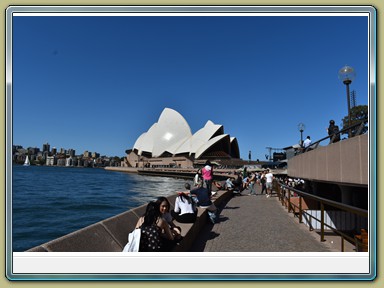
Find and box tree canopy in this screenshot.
[341,105,368,136]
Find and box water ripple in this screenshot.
[11,166,187,251]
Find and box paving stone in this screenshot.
[191,185,343,252]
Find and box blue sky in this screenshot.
[12,13,370,161]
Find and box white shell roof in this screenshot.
[133,108,192,157]
[195,134,230,159]
[132,108,239,159]
[175,120,223,156]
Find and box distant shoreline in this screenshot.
[104,166,139,173]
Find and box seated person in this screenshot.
[232,173,244,192]
[135,201,174,252]
[225,177,235,190]
[242,174,249,190]
[155,197,182,241]
[171,192,197,223]
[187,183,218,224]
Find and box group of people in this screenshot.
[124,178,218,252]
[224,169,274,198]
[303,119,341,150]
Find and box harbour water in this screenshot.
[11,165,187,252]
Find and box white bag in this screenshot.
[122,228,141,252]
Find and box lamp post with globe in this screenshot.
[338,65,356,138]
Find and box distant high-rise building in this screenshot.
[51,147,57,155]
[28,147,39,155]
[13,145,23,153]
[43,143,50,153]
[92,152,100,159]
[68,149,76,157]
[66,157,73,167]
[42,151,49,160]
[83,151,91,158]
[46,155,56,166]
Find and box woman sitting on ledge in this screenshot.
[135,201,174,252]
[171,192,197,223]
[156,197,182,241]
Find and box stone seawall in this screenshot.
[104,167,139,173]
[27,189,233,252]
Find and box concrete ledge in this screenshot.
[101,211,140,248]
[172,189,233,251]
[43,223,122,252]
[27,189,233,252]
[27,246,48,252]
[288,134,368,186]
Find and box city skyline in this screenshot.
[13,141,120,158]
[11,10,371,161]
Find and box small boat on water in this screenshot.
[23,156,30,166]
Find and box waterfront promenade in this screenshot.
[191,184,353,252]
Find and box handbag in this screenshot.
[122,228,141,252]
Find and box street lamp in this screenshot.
[338,65,356,138]
[298,123,305,147]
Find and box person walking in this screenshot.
[260,171,267,195]
[193,168,202,187]
[201,160,213,194]
[247,172,257,196]
[265,169,274,198]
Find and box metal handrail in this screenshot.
[275,182,368,252]
[303,118,368,152]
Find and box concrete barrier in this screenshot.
[27,189,232,252]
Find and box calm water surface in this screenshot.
[12,165,187,251]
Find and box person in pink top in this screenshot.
[201,160,213,193]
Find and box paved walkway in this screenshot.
[191,185,352,252]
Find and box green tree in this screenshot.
[341,105,368,136]
[113,156,121,162]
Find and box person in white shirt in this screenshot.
[193,168,202,187]
[303,136,312,149]
[264,169,274,198]
[171,192,197,223]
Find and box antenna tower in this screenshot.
[350,90,356,108]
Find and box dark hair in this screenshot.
[142,201,161,227]
[178,193,192,204]
[185,183,191,190]
[330,120,335,124]
[155,197,170,212]
[205,160,211,166]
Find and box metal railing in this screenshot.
[301,118,368,153]
[275,182,368,252]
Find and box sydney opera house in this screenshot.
[125,108,241,168]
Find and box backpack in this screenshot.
[333,125,340,141]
